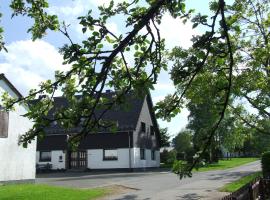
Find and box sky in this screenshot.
[0,0,212,139]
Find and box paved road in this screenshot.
[37,161,260,200]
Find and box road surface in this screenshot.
[37,160,260,200]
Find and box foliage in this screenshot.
[219,171,262,192]
[159,127,171,147]
[172,129,195,163]
[172,129,192,153]
[155,0,270,177]
[262,151,270,178]
[0,0,269,179]
[160,149,177,166]
[172,160,191,179]
[0,184,107,200]
[1,0,191,148]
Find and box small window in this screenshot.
[0,109,9,138]
[103,149,118,160]
[40,151,51,162]
[141,122,146,132]
[150,126,154,136]
[140,148,145,160]
[151,150,155,160]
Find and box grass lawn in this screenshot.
[0,184,108,200]
[219,171,262,192]
[194,157,259,172]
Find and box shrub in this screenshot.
[160,149,176,165]
[261,151,270,178]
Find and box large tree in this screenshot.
[1,0,269,178]
[155,0,269,177]
[173,130,192,153]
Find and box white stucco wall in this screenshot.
[132,97,160,168]
[131,148,160,168]
[87,148,131,169]
[0,80,36,182]
[36,150,66,170]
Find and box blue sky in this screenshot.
[0,0,212,138]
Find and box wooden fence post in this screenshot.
[259,178,265,200]
[249,184,254,200]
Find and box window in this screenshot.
[40,151,51,162]
[103,149,118,160]
[151,150,156,160]
[150,126,154,136]
[0,109,9,138]
[140,148,145,160]
[141,122,146,132]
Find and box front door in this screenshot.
[69,151,87,169]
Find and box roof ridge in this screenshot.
[0,74,23,98]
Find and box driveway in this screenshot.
[36,161,260,200]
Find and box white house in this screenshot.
[36,92,160,171]
[0,74,36,183]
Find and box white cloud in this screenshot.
[90,0,128,7]
[158,108,190,137]
[107,22,119,35]
[0,40,67,95]
[49,3,85,18]
[159,13,199,49]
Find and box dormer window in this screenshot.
[0,107,9,138]
[141,122,146,132]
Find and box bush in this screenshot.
[261,151,270,178]
[160,149,176,166]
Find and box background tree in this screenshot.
[172,129,194,162]
[156,0,269,178]
[159,127,171,147]
[172,130,192,153]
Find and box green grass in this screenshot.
[194,157,259,172]
[219,171,262,192]
[0,184,108,200]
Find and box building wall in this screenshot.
[131,148,160,168]
[132,97,160,167]
[36,147,160,170]
[0,81,36,183]
[133,97,159,149]
[36,150,66,170]
[87,148,130,169]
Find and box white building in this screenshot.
[0,74,36,183]
[36,92,160,170]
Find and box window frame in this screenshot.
[103,149,118,161]
[140,148,145,160]
[39,151,52,162]
[141,122,146,133]
[151,150,156,160]
[150,125,154,136]
[0,109,9,138]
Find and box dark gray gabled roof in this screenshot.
[43,92,145,134]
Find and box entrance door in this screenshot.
[69,151,87,169]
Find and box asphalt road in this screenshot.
[36,161,260,200]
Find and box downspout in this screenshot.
[128,131,132,171]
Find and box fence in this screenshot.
[221,177,270,200]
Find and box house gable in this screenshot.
[0,74,36,183]
[0,73,23,99]
[133,94,160,150]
